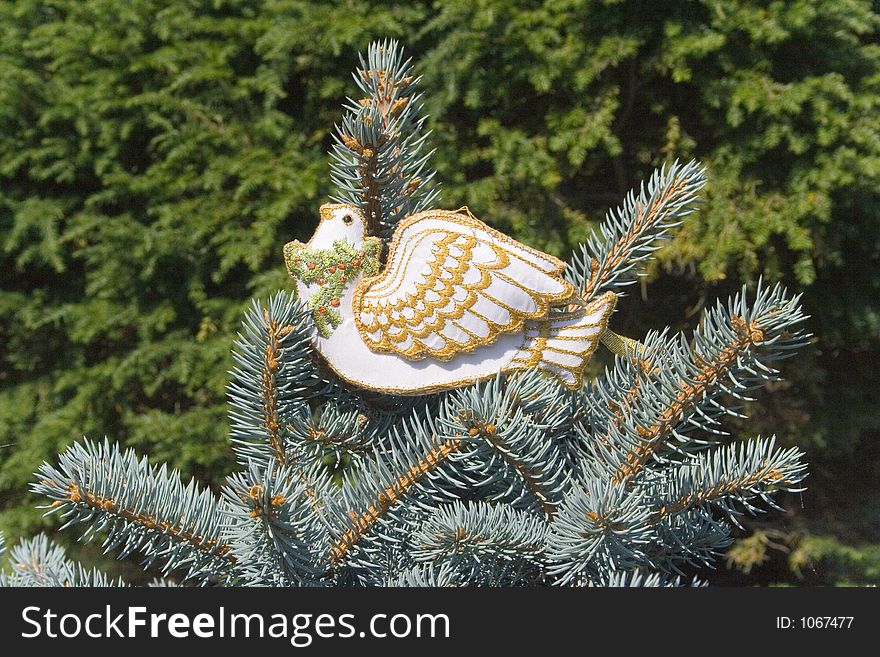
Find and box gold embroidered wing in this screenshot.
[352,209,576,361]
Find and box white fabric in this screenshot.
[293,205,616,394]
[354,212,574,361]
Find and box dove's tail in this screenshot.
[509,292,618,389]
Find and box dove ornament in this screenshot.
[284,203,617,395]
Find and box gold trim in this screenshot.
[509,292,617,390]
[352,209,576,361]
[284,204,618,394]
[314,343,528,396]
[317,292,618,395]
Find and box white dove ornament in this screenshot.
[284,204,617,395]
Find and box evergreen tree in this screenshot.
[2,41,809,587]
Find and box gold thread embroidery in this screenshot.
[316,292,618,395]
[508,292,617,390]
[285,204,618,394]
[352,209,576,361]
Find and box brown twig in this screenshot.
[582,177,689,300]
[647,465,788,524]
[261,307,292,466]
[328,438,463,566]
[64,483,234,560]
[467,420,556,518]
[345,62,414,237]
[609,316,766,486]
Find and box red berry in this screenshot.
[352,259,361,267]
[317,306,326,314]
[317,278,326,286]
[307,262,316,270]
[340,276,346,283]
[338,263,346,271]
[293,257,300,263]
[328,266,337,273]
[330,299,340,307]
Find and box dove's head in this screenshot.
[284,203,382,337]
[307,203,367,250]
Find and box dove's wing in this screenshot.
[352,209,576,361]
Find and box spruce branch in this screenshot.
[648,437,808,528]
[384,562,458,587]
[31,439,234,583]
[286,397,394,466]
[546,484,732,584]
[579,281,809,485]
[219,461,331,586]
[148,578,181,587]
[568,159,706,301]
[326,419,466,579]
[0,534,124,587]
[438,373,571,518]
[546,436,806,583]
[325,375,574,581]
[412,501,547,585]
[590,570,705,587]
[329,39,439,239]
[228,291,334,470]
[546,479,655,585]
[646,509,734,574]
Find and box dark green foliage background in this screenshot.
[1,0,877,584]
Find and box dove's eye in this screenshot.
[342,215,354,226]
